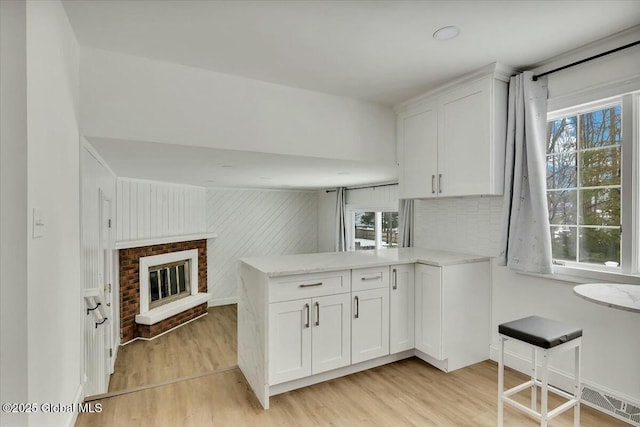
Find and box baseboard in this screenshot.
[65,383,84,427]
[208,297,237,307]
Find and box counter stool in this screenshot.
[497,316,582,427]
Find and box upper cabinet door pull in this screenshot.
[299,282,323,288]
[438,174,443,193]
[431,175,436,194]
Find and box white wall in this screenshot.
[26,1,82,426]
[411,41,640,402]
[206,189,318,305]
[80,47,396,164]
[0,1,28,426]
[115,178,206,243]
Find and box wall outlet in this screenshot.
[32,208,45,238]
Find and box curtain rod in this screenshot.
[532,40,640,81]
[325,182,398,193]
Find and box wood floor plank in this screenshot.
[78,358,627,427]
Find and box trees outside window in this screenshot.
[546,104,622,266]
[354,211,398,250]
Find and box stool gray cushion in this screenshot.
[499,315,582,349]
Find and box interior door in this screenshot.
[100,190,114,386]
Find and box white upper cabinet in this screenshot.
[396,63,511,199]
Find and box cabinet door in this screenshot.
[438,77,492,197]
[399,106,438,199]
[414,264,442,359]
[352,288,390,364]
[269,299,312,385]
[311,293,351,375]
[389,264,415,354]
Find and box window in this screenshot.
[546,93,640,276]
[353,210,398,250]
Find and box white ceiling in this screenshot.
[88,137,398,190]
[64,1,640,189]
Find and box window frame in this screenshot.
[346,205,398,251]
[546,92,639,277]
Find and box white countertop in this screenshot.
[573,283,640,313]
[240,248,490,277]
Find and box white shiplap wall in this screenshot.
[206,189,318,305]
[413,195,503,256]
[116,178,206,242]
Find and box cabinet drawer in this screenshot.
[269,270,351,303]
[351,267,389,292]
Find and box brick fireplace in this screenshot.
[119,239,208,342]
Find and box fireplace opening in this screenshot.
[149,260,191,309]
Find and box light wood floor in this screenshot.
[81,358,627,426]
[108,305,237,393]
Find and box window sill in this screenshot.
[135,292,211,325]
[517,265,640,285]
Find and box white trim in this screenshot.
[65,383,84,427]
[125,312,208,342]
[115,232,217,249]
[135,293,211,325]
[139,249,199,314]
[208,297,237,307]
[516,266,640,285]
[82,140,117,178]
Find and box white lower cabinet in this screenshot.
[389,264,415,354]
[414,261,491,372]
[351,287,389,364]
[269,292,351,385]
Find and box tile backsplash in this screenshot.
[414,196,503,257]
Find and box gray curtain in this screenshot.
[335,187,347,252]
[498,71,553,274]
[398,199,414,248]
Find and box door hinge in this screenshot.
[109,348,113,358]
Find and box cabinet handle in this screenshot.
[392,268,397,290]
[354,296,359,319]
[431,175,436,194]
[438,174,442,194]
[360,275,381,281]
[304,303,310,328]
[315,302,320,326]
[299,282,323,288]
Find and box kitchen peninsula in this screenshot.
[238,248,491,409]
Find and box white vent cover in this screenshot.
[581,384,640,426]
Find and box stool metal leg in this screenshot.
[498,336,505,427]
[531,346,537,412]
[574,344,581,427]
[541,351,549,427]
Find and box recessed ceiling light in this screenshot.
[259,176,272,180]
[221,165,234,169]
[433,26,460,41]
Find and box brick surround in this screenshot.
[119,239,207,343]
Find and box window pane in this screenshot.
[579,105,621,149]
[354,211,375,251]
[579,228,620,265]
[580,188,620,226]
[150,271,160,302]
[382,212,398,248]
[160,269,169,299]
[169,267,178,295]
[580,147,621,187]
[547,153,576,189]
[178,264,187,293]
[547,116,577,154]
[550,226,577,262]
[547,190,577,225]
